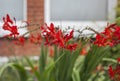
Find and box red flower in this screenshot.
[41,23,77,50]
[3,14,13,24]
[52,30,64,47]
[41,23,64,47]
[94,23,120,47]
[2,14,19,38]
[44,37,50,45]
[65,43,77,51]
[80,47,87,55]
[94,34,105,47]
[108,65,120,80]
[108,58,120,80]
[14,36,25,45]
[64,30,74,42]
[47,23,55,34]
[108,66,115,79]
[29,34,41,44]
[114,27,120,40]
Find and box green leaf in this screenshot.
[39,43,48,74]
[80,45,110,81]
[0,63,28,81]
[25,57,41,81]
[40,60,56,81]
[12,63,28,81]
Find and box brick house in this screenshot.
[0,0,118,56]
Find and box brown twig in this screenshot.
[85,26,99,34]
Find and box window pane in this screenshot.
[0,0,24,20]
[50,0,108,21]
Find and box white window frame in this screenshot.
[23,0,27,21]
[44,0,117,33]
[0,0,28,37]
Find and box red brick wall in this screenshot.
[0,39,41,56]
[0,0,44,56]
[27,0,44,25]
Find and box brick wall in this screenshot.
[0,0,44,56]
[27,0,44,24]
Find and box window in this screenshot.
[0,0,28,37]
[45,0,117,33]
[0,0,27,20]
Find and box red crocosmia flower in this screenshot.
[6,14,13,24]
[29,34,41,44]
[3,22,11,30]
[14,36,25,45]
[2,25,19,38]
[41,23,50,35]
[94,34,106,47]
[50,36,64,48]
[29,35,37,43]
[108,61,120,80]
[94,23,120,47]
[17,36,25,45]
[2,14,19,38]
[45,28,64,48]
[4,14,13,24]
[9,26,19,38]
[53,30,64,47]
[80,47,87,56]
[64,30,74,42]
[103,27,113,39]
[65,43,77,51]
[114,27,120,40]
[108,66,115,79]
[44,37,50,45]
[41,23,76,50]
[47,23,55,34]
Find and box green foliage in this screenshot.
[0,40,119,81]
[80,45,110,81]
[0,63,28,81]
[115,17,120,25]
